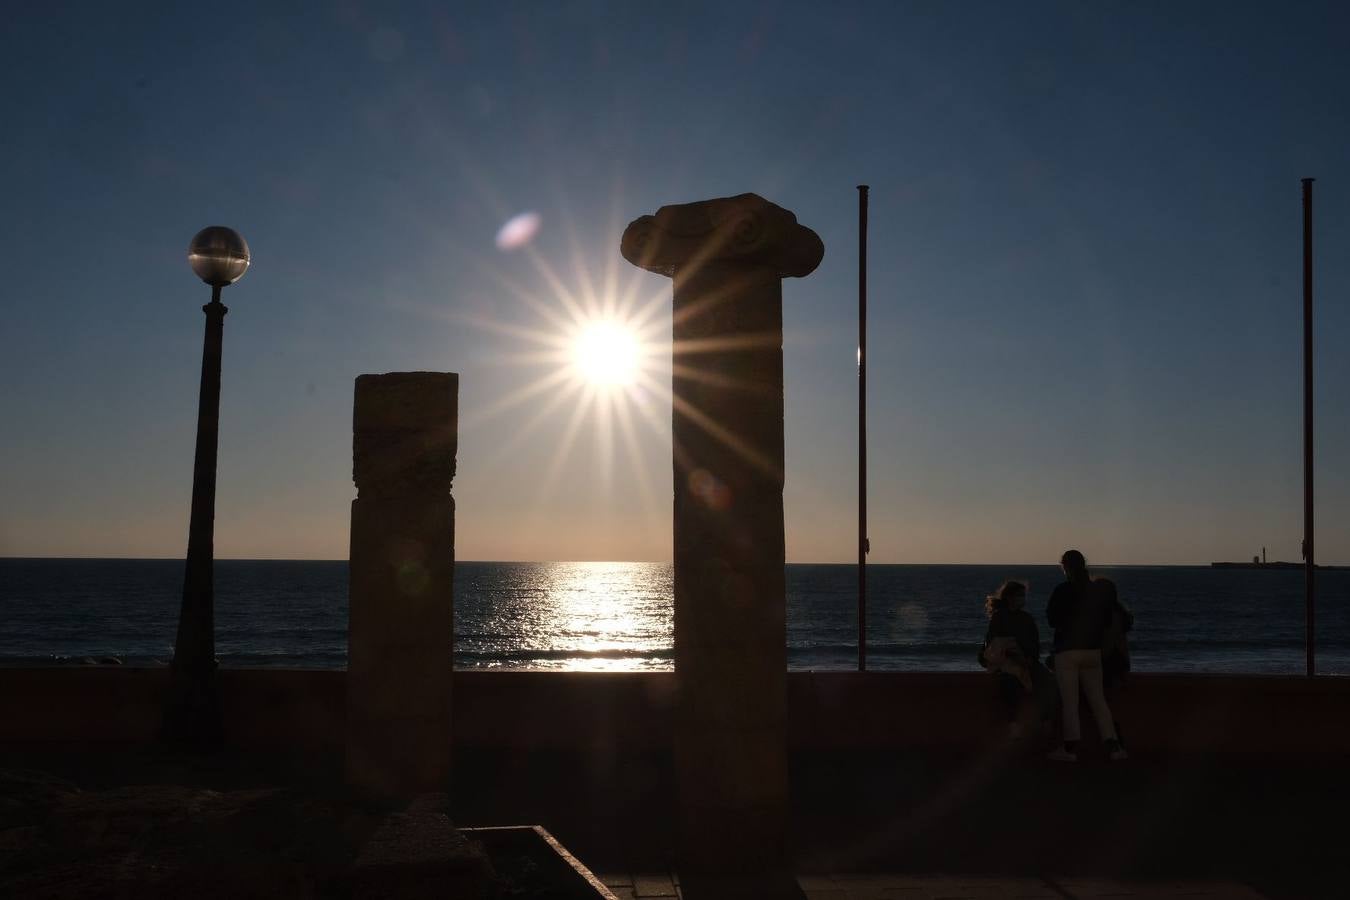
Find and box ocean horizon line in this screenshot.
[0,556,1277,568]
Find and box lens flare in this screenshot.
[496,211,542,250]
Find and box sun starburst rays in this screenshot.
[451,235,675,548]
[313,101,796,558]
[448,210,801,559]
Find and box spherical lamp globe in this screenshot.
[188,226,251,287]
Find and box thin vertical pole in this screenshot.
[165,283,227,744]
[857,185,869,672]
[1302,177,1315,677]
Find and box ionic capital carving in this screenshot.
[621,193,823,279]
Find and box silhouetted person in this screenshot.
[979,580,1057,738]
[1046,550,1127,762]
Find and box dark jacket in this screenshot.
[1046,578,1111,653]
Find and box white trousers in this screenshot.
[1054,648,1118,743]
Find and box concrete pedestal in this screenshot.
[621,195,823,873]
[347,372,458,803]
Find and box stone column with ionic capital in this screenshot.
[621,194,823,873]
[347,372,457,803]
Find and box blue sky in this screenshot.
[1,1,1347,564]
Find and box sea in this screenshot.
[1,559,1347,675]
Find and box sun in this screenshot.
[572,320,641,388]
[442,213,679,530]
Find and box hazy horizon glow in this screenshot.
[1,2,1349,566]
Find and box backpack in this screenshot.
[1102,599,1133,676]
[980,636,1032,690]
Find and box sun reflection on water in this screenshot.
[454,561,674,671]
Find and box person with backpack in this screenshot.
[1045,550,1127,762]
[978,580,1057,738]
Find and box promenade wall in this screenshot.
[2,668,1347,757]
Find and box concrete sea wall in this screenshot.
[2,668,1347,757]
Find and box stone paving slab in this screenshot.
[601,872,1271,900]
[600,871,680,898]
[1050,879,1270,899]
[797,875,1270,900]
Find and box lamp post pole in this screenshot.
[163,226,250,746]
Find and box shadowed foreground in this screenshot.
[454,746,1346,899]
[3,741,1345,899]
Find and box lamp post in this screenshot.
[162,226,250,746]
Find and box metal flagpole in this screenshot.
[857,185,869,672]
[1302,177,1315,678]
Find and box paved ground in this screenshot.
[596,871,1272,899]
[7,744,1339,899]
[451,745,1346,900]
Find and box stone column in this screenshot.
[621,195,823,873]
[347,372,458,803]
